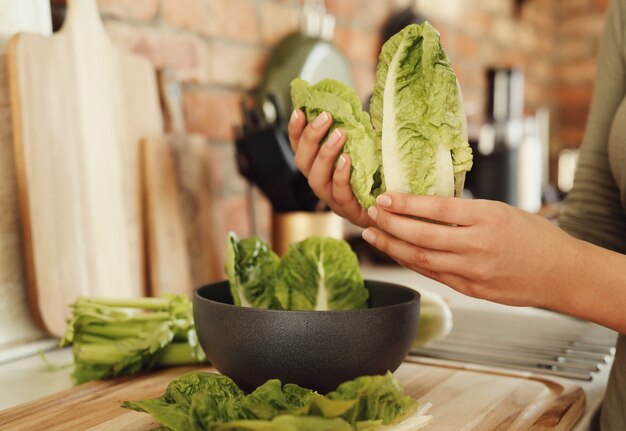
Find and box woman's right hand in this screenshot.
[288,109,373,228]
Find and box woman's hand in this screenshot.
[288,109,373,228]
[361,192,585,310]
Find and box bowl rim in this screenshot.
[193,279,420,315]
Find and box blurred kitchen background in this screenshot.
[0,0,610,355]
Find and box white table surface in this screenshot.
[0,265,613,431]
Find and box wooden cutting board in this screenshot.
[142,69,224,296]
[0,358,585,431]
[142,134,225,296]
[8,0,163,336]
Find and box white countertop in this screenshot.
[0,265,613,431]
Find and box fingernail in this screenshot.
[362,229,376,243]
[368,206,378,221]
[377,194,392,207]
[290,110,299,124]
[337,154,347,170]
[312,112,330,129]
[327,129,342,148]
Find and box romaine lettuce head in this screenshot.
[276,236,368,311]
[291,78,384,208]
[226,232,282,309]
[370,22,472,197]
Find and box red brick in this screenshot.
[357,0,394,30]
[105,21,209,83]
[561,107,590,125]
[553,0,592,17]
[326,0,358,19]
[596,0,610,12]
[518,26,537,53]
[206,142,228,191]
[558,86,593,106]
[556,39,595,61]
[259,2,300,45]
[490,17,516,48]
[209,42,266,89]
[558,58,598,85]
[525,83,554,110]
[97,0,158,21]
[162,0,260,43]
[332,26,379,65]
[461,12,492,37]
[458,35,479,58]
[526,59,553,85]
[560,125,586,147]
[183,90,242,141]
[558,13,606,36]
[219,195,251,238]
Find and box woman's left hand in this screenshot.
[362,192,585,310]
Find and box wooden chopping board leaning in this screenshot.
[8,0,163,337]
[141,69,225,297]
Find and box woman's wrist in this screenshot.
[550,237,626,334]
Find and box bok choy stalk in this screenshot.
[60,295,206,384]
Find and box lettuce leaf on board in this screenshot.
[327,372,418,426]
[291,78,383,208]
[225,232,282,309]
[275,236,368,311]
[370,22,472,197]
[214,415,353,431]
[123,371,423,431]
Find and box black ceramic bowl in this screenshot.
[193,280,420,393]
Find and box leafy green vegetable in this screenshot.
[276,237,368,311]
[226,232,282,309]
[291,78,383,208]
[327,372,418,426]
[291,22,472,205]
[123,371,425,431]
[214,415,353,431]
[370,22,471,197]
[60,295,206,384]
[242,380,316,419]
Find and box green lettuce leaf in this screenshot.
[327,372,418,426]
[276,237,368,311]
[124,371,423,431]
[214,415,353,431]
[225,232,282,309]
[291,78,383,208]
[122,399,193,431]
[241,380,316,419]
[370,22,472,197]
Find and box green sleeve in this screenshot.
[559,0,626,254]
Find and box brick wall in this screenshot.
[94,0,609,239]
[554,0,609,152]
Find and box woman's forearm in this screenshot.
[556,239,626,334]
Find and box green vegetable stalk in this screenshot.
[60,295,206,384]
